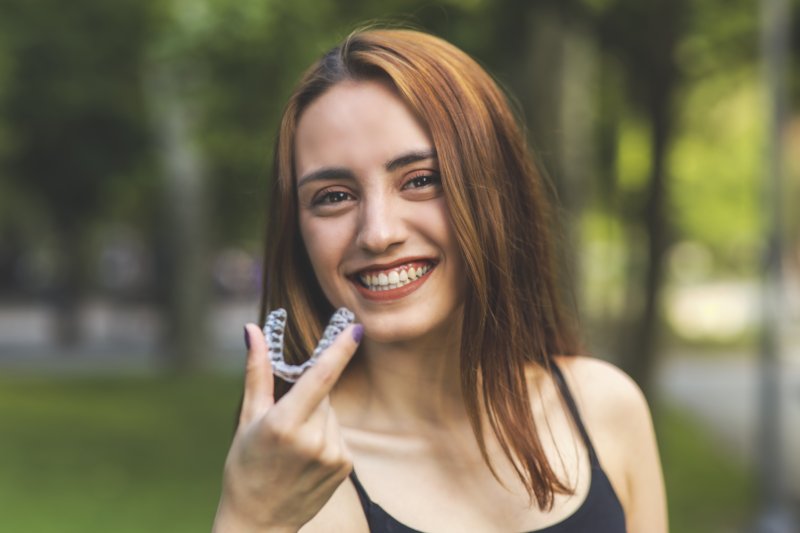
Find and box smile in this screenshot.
[354,260,436,292]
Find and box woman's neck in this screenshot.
[334,318,468,432]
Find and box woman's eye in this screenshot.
[403,173,441,190]
[313,190,353,206]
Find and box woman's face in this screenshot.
[294,79,465,344]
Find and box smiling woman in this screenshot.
[295,79,464,344]
[213,27,667,533]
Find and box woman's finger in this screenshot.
[280,323,363,422]
[239,323,275,424]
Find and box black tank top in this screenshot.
[348,363,627,532]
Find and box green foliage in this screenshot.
[670,77,763,272]
[616,115,652,191]
[0,0,157,228]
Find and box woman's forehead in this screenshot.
[293,80,433,180]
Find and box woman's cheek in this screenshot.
[303,220,349,284]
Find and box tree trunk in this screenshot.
[623,94,671,396]
[620,0,683,398]
[52,223,84,348]
[147,63,210,374]
[556,19,598,333]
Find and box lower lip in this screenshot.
[351,266,435,302]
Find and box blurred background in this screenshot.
[0,0,797,531]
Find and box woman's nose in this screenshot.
[355,197,407,254]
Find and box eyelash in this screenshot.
[311,189,353,206]
[310,172,441,207]
[403,172,441,190]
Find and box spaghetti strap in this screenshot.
[349,469,427,533]
[349,469,372,513]
[550,362,600,466]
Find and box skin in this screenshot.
[213,80,667,533]
[295,79,466,353]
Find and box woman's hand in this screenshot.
[213,321,363,533]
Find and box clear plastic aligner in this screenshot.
[263,307,355,383]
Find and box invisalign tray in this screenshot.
[263,307,355,382]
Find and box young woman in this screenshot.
[214,28,667,533]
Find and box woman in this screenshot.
[214,28,667,532]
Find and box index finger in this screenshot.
[278,323,363,421]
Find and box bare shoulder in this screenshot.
[552,355,652,462]
[553,355,668,533]
[553,355,649,427]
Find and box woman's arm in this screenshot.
[614,368,668,533]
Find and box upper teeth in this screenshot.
[359,264,431,290]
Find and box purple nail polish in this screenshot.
[243,326,251,350]
[351,324,364,343]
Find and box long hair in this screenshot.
[260,28,581,509]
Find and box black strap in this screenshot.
[550,362,599,466]
[348,469,427,533]
[349,469,373,513]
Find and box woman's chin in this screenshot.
[361,326,422,345]
[359,315,461,348]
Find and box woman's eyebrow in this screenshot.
[297,149,437,189]
[297,167,355,189]
[385,149,437,171]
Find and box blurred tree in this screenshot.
[478,0,766,396]
[593,0,689,395]
[145,62,211,373]
[461,0,687,394]
[0,0,156,345]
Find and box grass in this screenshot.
[0,373,242,533]
[0,373,756,532]
[656,405,757,533]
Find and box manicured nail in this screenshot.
[351,324,364,343]
[243,326,251,350]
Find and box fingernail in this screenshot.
[243,326,251,349]
[351,324,364,343]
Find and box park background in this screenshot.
[0,0,798,531]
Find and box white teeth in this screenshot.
[358,263,434,291]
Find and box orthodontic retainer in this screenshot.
[263,307,355,382]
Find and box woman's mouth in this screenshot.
[350,260,436,300]
[357,261,434,291]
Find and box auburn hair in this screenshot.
[259,27,581,509]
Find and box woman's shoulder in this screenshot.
[551,355,655,469]
[551,356,666,529]
[552,355,650,429]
